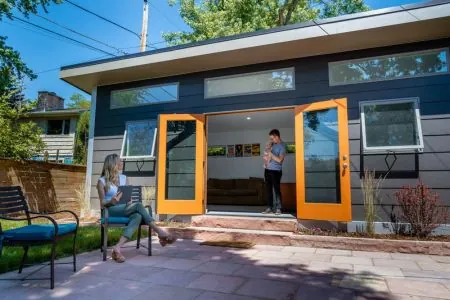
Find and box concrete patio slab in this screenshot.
[1,238,450,299]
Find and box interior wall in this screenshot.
[207,127,295,183]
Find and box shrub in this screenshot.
[361,169,384,235]
[395,182,448,237]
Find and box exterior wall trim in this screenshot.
[85,87,97,217]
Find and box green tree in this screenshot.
[0,91,45,159]
[67,93,91,109]
[164,0,369,45]
[73,111,89,165]
[0,1,61,95]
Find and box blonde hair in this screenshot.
[101,154,120,192]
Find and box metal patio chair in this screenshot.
[100,185,152,261]
[0,186,79,289]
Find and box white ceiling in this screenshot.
[208,109,294,133]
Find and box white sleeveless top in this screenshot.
[98,174,126,203]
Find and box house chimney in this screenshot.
[37,91,65,111]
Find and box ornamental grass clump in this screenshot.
[395,182,449,238]
[361,169,384,236]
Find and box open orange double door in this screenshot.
[156,99,352,222]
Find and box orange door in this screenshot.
[295,98,351,221]
[156,114,206,215]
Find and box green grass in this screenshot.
[0,220,147,274]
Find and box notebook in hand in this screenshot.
[117,185,137,204]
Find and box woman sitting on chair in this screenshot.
[97,154,176,263]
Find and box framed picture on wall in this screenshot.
[227,145,235,157]
[285,142,295,154]
[252,143,261,156]
[235,144,243,157]
[208,145,226,157]
[244,144,252,157]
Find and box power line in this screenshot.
[36,55,112,74]
[36,14,128,55]
[12,16,117,57]
[148,2,184,31]
[65,0,141,39]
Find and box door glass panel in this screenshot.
[303,108,341,204]
[165,120,196,200]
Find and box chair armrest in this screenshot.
[29,210,79,227]
[0,215,59,236]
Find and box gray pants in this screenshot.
[108,202,153,239]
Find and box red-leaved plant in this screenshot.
[395,182,449,237]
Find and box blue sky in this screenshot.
[1,0,425,103]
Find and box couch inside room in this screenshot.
[207,178,266,206]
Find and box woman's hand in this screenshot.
[110,191,123,205]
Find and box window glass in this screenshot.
[47,120,63,134]
[111,83,178,109]
[329,49,449,86]
[205,68,295,99]
[361,99,423,152]
[121,120,157,159]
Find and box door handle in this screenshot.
[342,163,349,169]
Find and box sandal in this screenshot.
[159,235,177,247]
[112,249,126,263]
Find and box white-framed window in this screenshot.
[205,67,295,99]
[120,120,157,161]
[360,98,424,153]
[329,48,449,86]
[111,83,179,109]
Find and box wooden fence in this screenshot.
[0,159,86,215]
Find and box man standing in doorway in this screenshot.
[263,129,286,215]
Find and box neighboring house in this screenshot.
[60,1,450,232]
[26,91,88,164]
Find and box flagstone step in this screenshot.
[191,215,298,232]
[165,226,450,255]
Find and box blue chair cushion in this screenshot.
[101,217,130,224]
[2,223,77,241]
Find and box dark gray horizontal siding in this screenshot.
[91,38,450,221]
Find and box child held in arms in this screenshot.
[263,140,273,168]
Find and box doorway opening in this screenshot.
[206,108,296,217]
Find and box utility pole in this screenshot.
[140,0,149,52]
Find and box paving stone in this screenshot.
[418,261,450,272]
[254,257,296,268]
[402,269,450,280]
[430,255,450,264]
[234,265,297,281]
[337,275,389,292]
[187,274,246,293]
[391,294,443,300]
[390,253,434,262]
[373,259,420,270]
[307,261,354,272]
[316,248,352,256]
[254,250,294,258]
[141,269,203,287]
[133,284,202,300]
[292,253,332,262]
[295,283,355,300]
[387,278,450,298]
[236,278,298,300]
[354,265,404,277]
[126,255,171,267]
[196,291,261,300]
[192,261,243,275]
[332,256,373,266]
[152,258,205,270]
[253,245,285,251]
[352,251,392,259]
[282,246,316,253]
[192,252,233,262]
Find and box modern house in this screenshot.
[60,1,450,231]
[26,91,88,164]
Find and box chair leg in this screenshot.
[148,227,152,256]
[137,225,141,249]
[100,226,104,252]
[50,240,57,289]
[18,246,29,274]
[103,225,108,261]
[72,230,77,272]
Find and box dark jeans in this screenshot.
[265,169,282,211]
